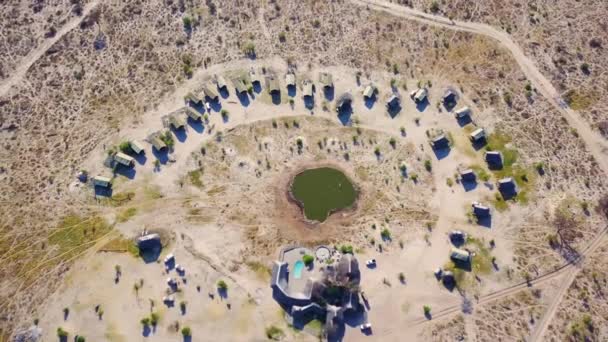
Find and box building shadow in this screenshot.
[472,138,487,151]
[133,153,147,165]
[140,245,161,263]
[189,101,206,113]
[462,180,478,192]
[304,96,314,109]
[152,147,169,165]
[432,146,451,160]
[416,100,429,112]
[209,99,222,112]
[94,186,113,198]
[114,164,136,180]
[324,87,334,101]
[337,106,353,126]
[188,118,204,133]
[252,82,262,93]
[287,85,296,97]
[219,87,229,99]
[171,127,187,143]
[364,96,376,109]
[388,105,402,118]
[271,92,281,105]
[237,92,250,107]
[477,215,492,228]
[456,115,472,127]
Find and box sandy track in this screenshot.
[0,0,101,98]
[351,0,608,177]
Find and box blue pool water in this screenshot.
[293,260,304,279]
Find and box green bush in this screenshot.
[217,280,228,290]
[141,317,151,326]
[181,326,192,337]
[340,245,354,254]
[424,160,432,172]
[76,336,86,342]
[302,254,314,266]
[381,228,391,239]
[423,305,431,315]
[57,327,68,337]
[265,325,285,340]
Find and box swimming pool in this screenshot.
[293,260,304,279]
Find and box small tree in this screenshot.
[423,305,431,316]
[302,254,314,266]
[181,326,192,337]
[76,336,86,342]
[217,280,228,291]
[180,301,187,312]
[389,137,396,148]
[118,141,132,154]
[381,228,391,240]
[339,245,354,254]
[220,109,229,121]
[57,327,68,338]
[150,312,159,326]
[141,317,151,326]
[424,160,432,172]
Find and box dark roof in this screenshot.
[472,203,491,217]
[460,169,476,181]
[336,93,353,109]
[386,94,400,108]
[485,151,503,165]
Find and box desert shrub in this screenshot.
[217,280,228,290]
[302,254,314,266]
[181,326,192,337]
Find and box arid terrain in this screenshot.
[1,0,607,341]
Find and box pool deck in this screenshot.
[281,246,321,295]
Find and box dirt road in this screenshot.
[0,0,101,98]
[351,0,608,177]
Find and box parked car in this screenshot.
[360,323,372,331]
[365,259,377,267]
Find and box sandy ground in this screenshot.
[31,60,543,341]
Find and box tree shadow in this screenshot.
[364,96,376,109]
[237,92,250,107]
[114,164,136,180]
[432,146,451,160]
[142,325,151,337]
[171,127,187,143]
[183,336,192,342]
[324,87,334,101]
[58,336,68,342]
[187,118,204,134]
[218,287,228,299]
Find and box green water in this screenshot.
[291,167,357,222]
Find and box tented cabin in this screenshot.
[114,152,135,167]
[363,85,376,99]
[302,81,314,98]
[285,73,296,88]
[431,134,450,149]
[455,106,471,118]
[485,151,503,167]
[459,169,476,182]
[472,202,491,217]
[469,128,486,142]
[266,76,280,94]
[169,114,186,130]
[319,72,333,89]
[450,248,471,264]
[184,107,202,121]
[412,88,428,103]
[130,140,145,154]
[150,136,166,151]
[249,69,261,86]
[202,84,219,101]
[185,92,202,104]
[233,77,248,95]
[216,76,228,91]
[93,176,112,188]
